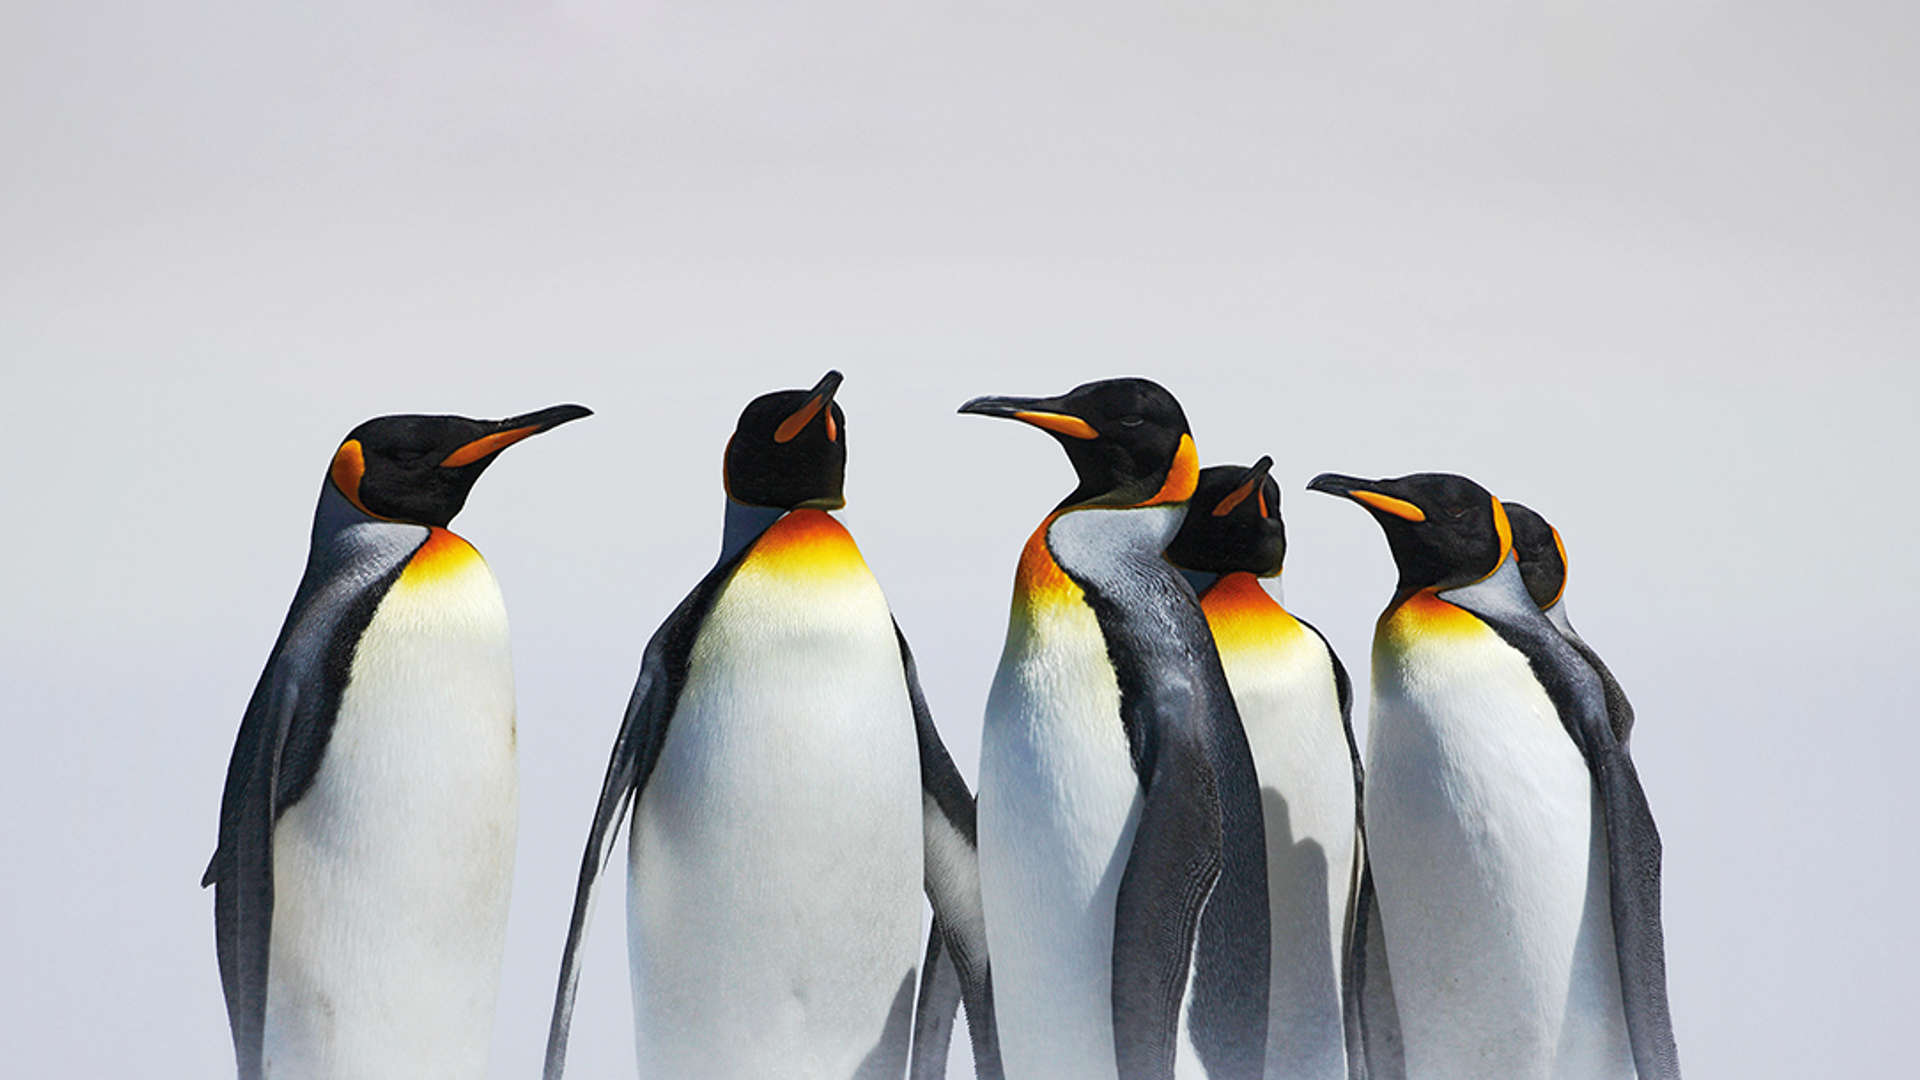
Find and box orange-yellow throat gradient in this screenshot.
[1198,572,1309,656]
[397,527,487,589]
[1377,588,1487,655]
[738,508,872,583]
[1011,514,1085,622]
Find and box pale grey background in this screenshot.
[3,2,1914,1077]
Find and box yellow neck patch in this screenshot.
[1012,513,1083,617]
[1379,589,1483,650]
[1199,572,1303,654]
[741,508,869,579]
[398,527,484,588]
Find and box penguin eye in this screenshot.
[1116,415,1144,428]
[1444,505,1471,520]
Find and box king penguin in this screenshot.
[203,403,591,1080]
[543,371,999,1080]
[1164,457,1364,1080]
[960,378,1269,1080]
[1308,472,1678,1080]
[1505,502,1636,750]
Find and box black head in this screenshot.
[1307,471,1513,593]
[1165,457,1286,576]
[958,377,1198,509]
[327,404,591,526]
[1503,501,1569,610]
[724,370,848,510]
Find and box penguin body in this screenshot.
[1312,473,1677,1080]
[266,523,519,1078]
[206,405,590,1080]
[1166,460,1360,1080]
[544,373,1000,1080]
[963,379,1269,1080]
[625,507,923,1078]
[1505,502,1636,750]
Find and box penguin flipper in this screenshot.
[208,675,298,1080]
[207,530,418,1080]
[1458,578,1680,1080]
[895,624,1003,1080]
[1593,746,1680,1079]
[1110,722,1224,1080]
[1348,862,1404,1080]
[910,920,962,1080]
[543,555,744,1080]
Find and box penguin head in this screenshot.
[958,377,1199,510]
[328,404,592,526]
[1165,457,1286,576]
[723,370,848,511]
[1503,501,1569,610]
[1307,471,1513,592]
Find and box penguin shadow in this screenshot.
[852,968,917,1080]
[1261,786,1345,1076]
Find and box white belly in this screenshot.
[266,548,518,1080]
[1221,639,1356,1080]
[979,599,1143,1080]
[626,556,923,1079]
[1366,609,1632,1080]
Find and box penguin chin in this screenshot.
[792,494,847,511]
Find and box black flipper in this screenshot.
[897,624,1003,1080]
[1453,570,1680,1080]
[911,920,963,1080]
[1111,720,1225,1080]
[542,551,747,1080]
[203,518,421,1080]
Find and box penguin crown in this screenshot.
[1502,501,1570,610]
[1308,471,1513,593]
[328,404,591,526]
[1166,457,1286,577]
[724,370,848,511]
[958,377,1199,510]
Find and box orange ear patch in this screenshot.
[329,440,379,517]
[441,425,540,468]
[1012,411,1099,440]
[1352,490,1426,522]
[1549,526,1570,607]
[1142,434,1200,506]
[1491,497,1514,567]
[775,395,828,443]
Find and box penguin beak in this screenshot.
[439,404,593,468]
[1307,472,1427,523]
[1212,455,1275,517]
[775,370,844,443]
[957,394,1099,440]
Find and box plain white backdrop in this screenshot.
[3,2,1914,1077]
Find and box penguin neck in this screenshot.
[720,499,789,563]
[1179,568,1219,596]
[1435,555,1536,621]
[310,481,388,548]
[1044,503,1187,589]
[1544,600,1581,641]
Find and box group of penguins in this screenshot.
[204,373,1679,1080]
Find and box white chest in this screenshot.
[1217,632,1356,1080]
[1366,608,1627,1080]
[979,598,1141,1080]
[626,532,923,1078]
[266,539,518,1080]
